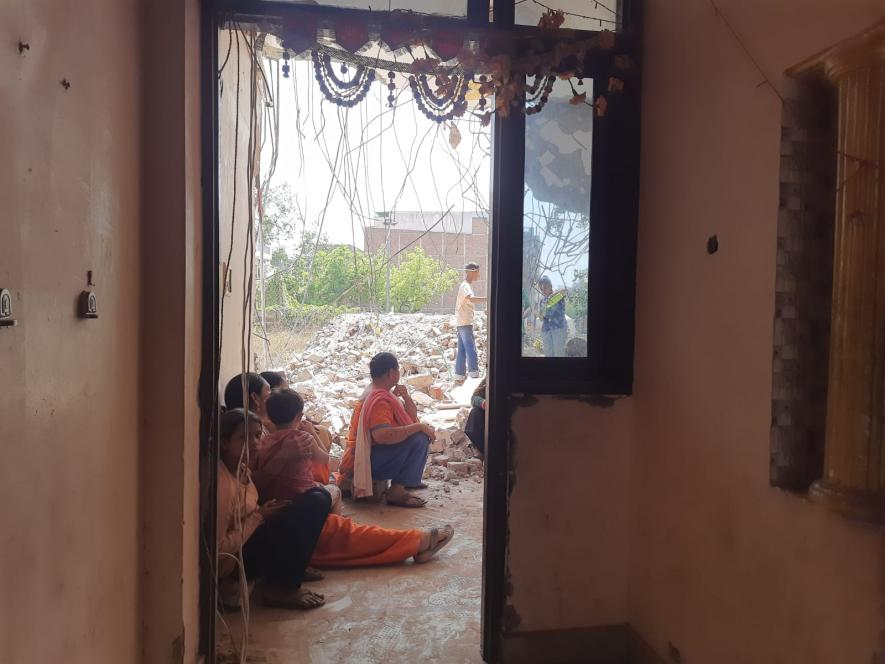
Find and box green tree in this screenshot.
[304,245,375,307]
[260,182,300,249]
[388,247,460,313]
[566,268,589,329]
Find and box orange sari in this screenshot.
[310,514,422,568]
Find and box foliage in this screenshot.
[262,240,455,314]
[303,245,380,308]
[264,302,357,328]
[259,182,300,249]
[257,183,460,313]
[566,268,588,325]
[387,247,460,313]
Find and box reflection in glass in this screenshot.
[521,79,592,358]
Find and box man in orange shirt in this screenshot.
[339,352,435,508]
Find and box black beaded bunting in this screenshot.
[311,50,375,108]
[387,71,397,107]
[408,74,470,124]
[525,75,556,115]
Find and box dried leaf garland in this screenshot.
[448,122,462,149]
[537,9,566,30]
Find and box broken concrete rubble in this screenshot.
[278,312,487,480]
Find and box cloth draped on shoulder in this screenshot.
[353,385,415,498]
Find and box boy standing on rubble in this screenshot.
[454,262,487,381]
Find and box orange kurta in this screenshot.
[310,514,422,568]
[339,396,399,477]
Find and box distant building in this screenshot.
[364,210,489,313]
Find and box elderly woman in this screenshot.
[217,409,329,609]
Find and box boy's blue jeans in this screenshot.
[455,325,479,376]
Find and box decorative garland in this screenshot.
[409,73,470,123]
[525,74,556,115]
[279,9,632,120]
[311,50,375,108]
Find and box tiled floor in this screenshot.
[218,477,484,664]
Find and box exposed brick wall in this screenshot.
[365,217,489,313]
[770,83,837,491]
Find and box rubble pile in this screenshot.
[283,312,487,480]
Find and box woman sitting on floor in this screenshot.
[254,388,454,569]
[260,370,289,392]
[224,372,333,485]
[216,409,329,610]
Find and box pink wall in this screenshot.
[0,2,142,662]
[218,29,261,385]
[1,1,202,662]
[508,398,635,631]
[140,0,203,661]
[630,1,884,662]
[508,2,885,661]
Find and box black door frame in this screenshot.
[198,2,641,661]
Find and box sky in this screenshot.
[260,58,492,250]
[257,51,591,292]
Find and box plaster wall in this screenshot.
[0,2,142,662]
[140,0,203,661]
[507,398,634,631]
[507,2,885,661]
[628,1,884,662]
[218,29,259,386]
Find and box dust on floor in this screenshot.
[217,476,485,664]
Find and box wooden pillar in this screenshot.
[789,22,885,523]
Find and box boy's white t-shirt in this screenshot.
[455,281,475,326]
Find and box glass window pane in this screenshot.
[271,0,468,17]
[521,78,592,358]
[516,0,620,31]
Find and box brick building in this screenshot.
[364,210,489,313]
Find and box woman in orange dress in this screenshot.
[255,388,454,568]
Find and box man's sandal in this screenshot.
[386,492,427,508]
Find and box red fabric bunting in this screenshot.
[282,15,318,56]
[334,20,370,53]
[430,30,462,61]
[380,24,414,52]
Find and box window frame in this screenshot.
[491,2,642,396]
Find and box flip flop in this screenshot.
[386,492,427,508]
[405,482,429,490]
[414,525,455,563]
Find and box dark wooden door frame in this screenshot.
[197,2,640,661]
[198,2,220,658]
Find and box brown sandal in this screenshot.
[386,492,427,508]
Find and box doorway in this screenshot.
[213,19,491,663]
[199,2,636,662]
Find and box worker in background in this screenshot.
[537,275,567,357]
[454,262,487,381]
